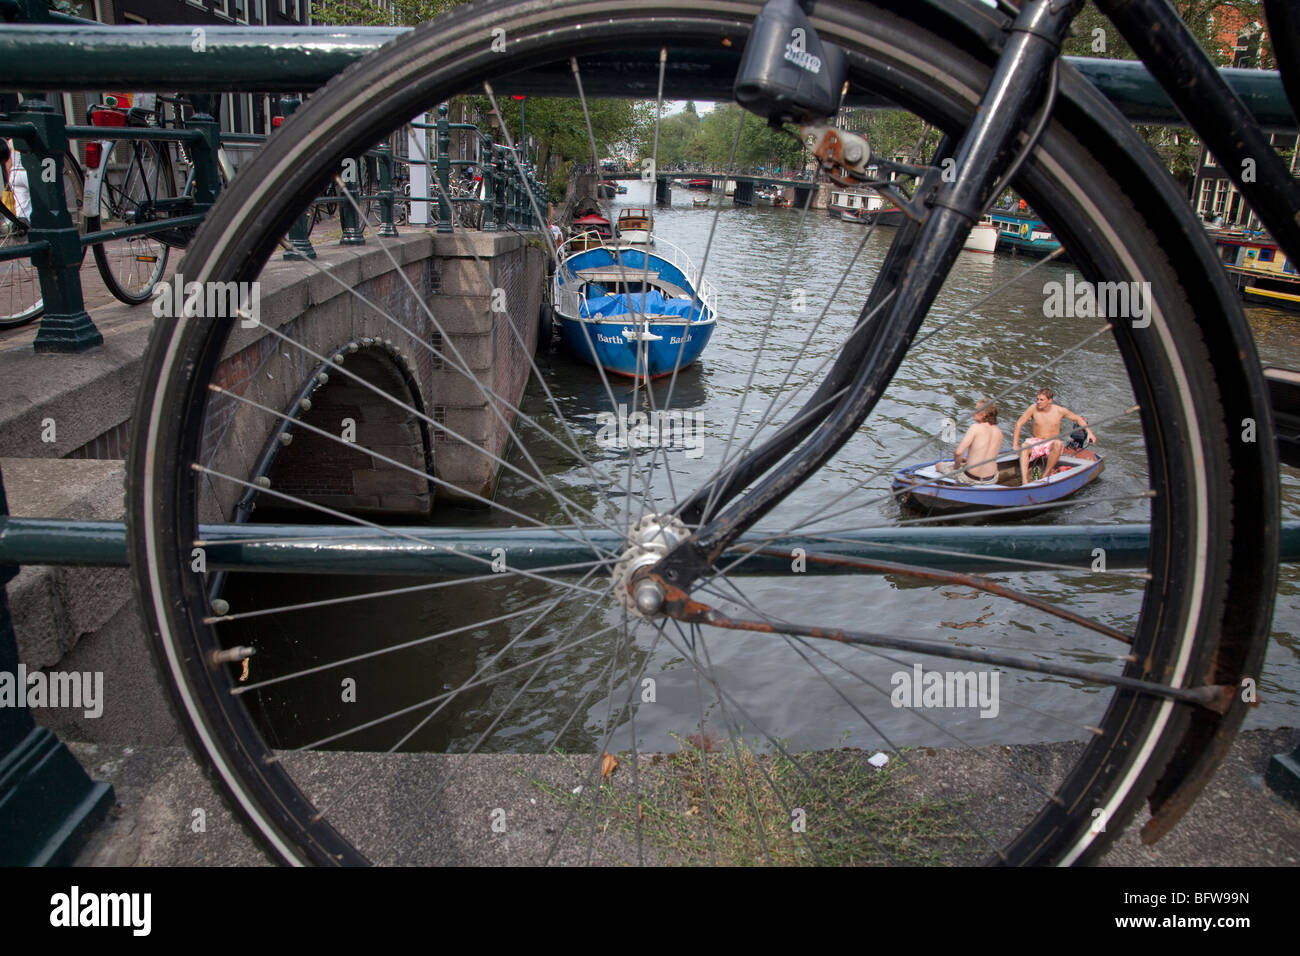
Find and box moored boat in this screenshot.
[686,178,713,191]
[1214,231,1300,312]
[962,222,999,254]
[691,195,710,207]
[828,188,901,225]
[891,450,1103,512]
[551,234,718,379]
[568,212,614,251]
[617,207,654,244]
[984,211,1062,257]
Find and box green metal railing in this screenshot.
[1,91,547,349]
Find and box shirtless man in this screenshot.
[1014,388,1096,484]
[938,399,1004,484]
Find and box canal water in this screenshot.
[226,179,1300,757]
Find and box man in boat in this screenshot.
[938,399,1003,484]
[1014,387,1096,484]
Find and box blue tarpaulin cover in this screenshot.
[579,289,708,322]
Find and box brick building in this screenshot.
[1190,8,1299,228]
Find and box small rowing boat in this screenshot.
[891,450,1103,512]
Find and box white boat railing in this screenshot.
[553,232,718,325]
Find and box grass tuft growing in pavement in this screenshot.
[534,736,981,865]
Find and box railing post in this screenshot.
[481,133,498,233]
[436,104,452,234]
[186,94,222,216]
[374,139,398,238]
[507,161,517,229]
[0,464,114,865]
[534,178,547,230]
[503,162,512,229]
[339,154,365,245]
[12,95,101,353]
[492,143,507,232]
[279,94,316,260]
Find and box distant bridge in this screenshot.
[597,169,820,207]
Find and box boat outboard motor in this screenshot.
[733,0,846,125]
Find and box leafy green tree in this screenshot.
[1061,1,1268,189]
[468,96,654,172]
[312,0,465,26]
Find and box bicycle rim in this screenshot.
[0,211,42,327]
[0,155,79,328]
[128,0,1275,866]
[91,139,172,305]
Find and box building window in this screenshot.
[1203,151,1216,167]
[1214,178,1230,215]
[123,11,147,23]
[1258,248,1274,262]
[233,0,248,21]
[214,0,229,16]
[1197,177,1215,217]
[277,0,287,14]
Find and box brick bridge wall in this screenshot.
[190,231,544,521]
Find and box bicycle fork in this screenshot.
[645,0,1085,599]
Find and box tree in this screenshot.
[468,96,654,173]
[312,0,465,26]
[1061,1,1268,190]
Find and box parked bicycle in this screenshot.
[78,93,184,305]
[120,0,1297,866]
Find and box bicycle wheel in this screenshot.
[128,0,1276,866]
[0,151,82,329]
[0,206,41,328]
[89,139,173,305]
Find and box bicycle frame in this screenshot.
[650,0,1300,593]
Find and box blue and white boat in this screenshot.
[891,451,1103,512]
[552,232,718,379]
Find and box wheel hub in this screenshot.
[611,514,689,617]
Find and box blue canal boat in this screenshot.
[891,451,1103,512]
[552,233,718,379]
[983,212,1062,257]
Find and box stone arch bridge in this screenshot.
[0,232,547,523]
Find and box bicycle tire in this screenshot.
[0,150,83,329]
[89,139,174,305]
[128,0,1276,866]
[0,205,41,328]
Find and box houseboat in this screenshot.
[828,188,902,226]
[1214,231,1300,312]
[984,211,1062,257]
